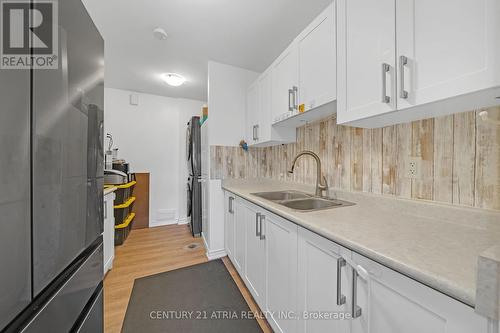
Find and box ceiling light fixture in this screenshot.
[162,73,186,87]
[153,27,168,40]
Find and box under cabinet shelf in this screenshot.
[272,100,337,128]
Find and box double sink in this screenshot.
[251,190,355,212]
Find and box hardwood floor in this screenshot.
[104,224,271,333]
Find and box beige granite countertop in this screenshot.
[222,179,500,311]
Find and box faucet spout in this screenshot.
[288,150,328,197]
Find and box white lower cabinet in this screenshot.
[350,253,493,333]
[223,192,496,333]
[103,191,115,275]
[243,202,266,306]
[264,213,298,333]
[223,193,235,261]
[297,227,350,333]
[233,198,245,275]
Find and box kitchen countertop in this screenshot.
[222,179,500,315]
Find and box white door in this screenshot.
[298,2,336,112]
[350,253,492,333]
[243,203,266,306]
[246,82,260,145]
[233,199,245,275]
[297,228,350,333]
[396,0,500,110]
[223,193,235,260]
[264,214,298,333]
[272,45,299,119]
[336,0,396,124]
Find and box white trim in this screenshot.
[104,255,114,275]
[202,232,209,249]
[149,219,177,228]
[202,232,227,260]
[206,248,227,261]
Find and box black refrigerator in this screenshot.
[187,116,202,237]
[0,0,104,331]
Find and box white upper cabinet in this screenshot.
[246,82,260,144]
[336,0,397,124]
[245,2,337,146]
[258,71,273,143]
[298,3,337,113]
[396,0,499,109]
[272,45,299,118]
[337,0,500,128]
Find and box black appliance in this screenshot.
[0,0,105,331]
[186,116,202,237]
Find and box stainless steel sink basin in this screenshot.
[252,190,312,201]
[281,197,354,211]
[251,190,355,212]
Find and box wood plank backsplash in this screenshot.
[210,107,500,210]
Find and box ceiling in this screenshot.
[82,0,332,102]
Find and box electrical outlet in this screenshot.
[408,158,420,179]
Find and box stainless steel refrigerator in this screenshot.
[0,0,104,331]
[186,116,202,237]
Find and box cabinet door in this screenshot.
[233,199,246,275]
[244,204,266,306]
[336,0,396,124]
[246,82,260,145]
[396,0,500,110]
[224,193,235,260]
[297,228,350,333]
[350,253,492,333]
[258,71,272,143]
[272,45,299,119]
[298,3,336,112]
[264,214,298,333]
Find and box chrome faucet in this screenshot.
[288,151,328,197]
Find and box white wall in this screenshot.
[104,88,204,227]
[207,61,259,146]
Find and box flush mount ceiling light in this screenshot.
[153,27,168,40]
[162,73,186,87]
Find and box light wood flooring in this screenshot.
[104,224,272,332]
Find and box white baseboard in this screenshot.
[202,232,209,249]
[206,248,227,261]
[104,255,114,275]
[149,219,177,228]
[201,232,226,260]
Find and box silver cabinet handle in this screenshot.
[104,200,107,220]
[352,269,362,319]
[255,124,259,141]
[399,55,409,99]
[336,258,346,305]
[382,63,391,103]
[255,212,261,237]
[259,215,266,240]
[252,125,256,141]
[293,86,298,110]
[228,197,234,214]
[288,89,294,111]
